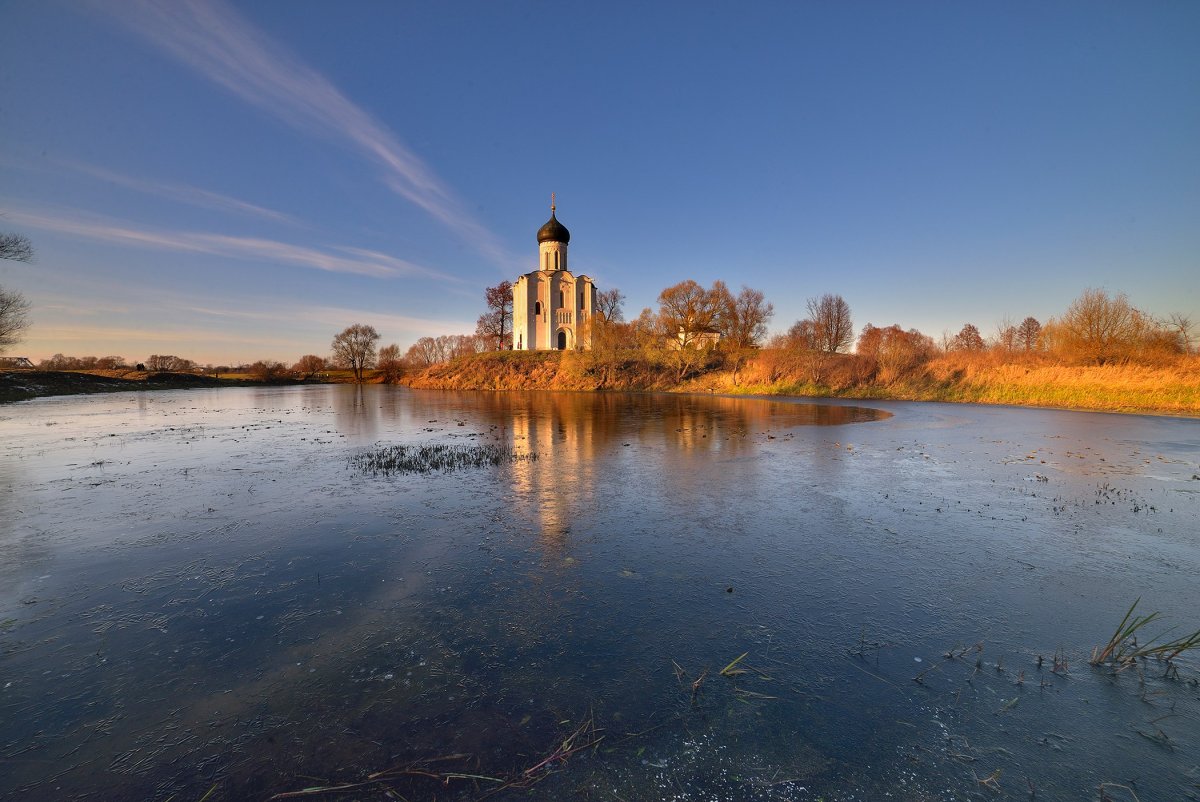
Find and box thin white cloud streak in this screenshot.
[180,302,472,338]
[56,159,300,226]
[30,323,292,347]
[101,0,512,265]
[36,301,133,317]
[26,300,475,362]
[7,207,456,281]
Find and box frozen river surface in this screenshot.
[2,386,1198,800]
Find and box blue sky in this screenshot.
[1,0,1197,364]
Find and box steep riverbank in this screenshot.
[405,350,1200,417]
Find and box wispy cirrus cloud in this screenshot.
[57,159,299,226]
[99,0,511,266]
[7,207,456,281]
[29,322,293,347]
[179,302,473,338]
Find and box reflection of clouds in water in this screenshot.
[0,457,14,530]
[0,460,55,607]
[0,386,898,797]
[10,387,1198,801]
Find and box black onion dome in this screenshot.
[536,211,570,244]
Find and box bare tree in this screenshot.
[595,288,626,323]
[405,336,446,367]
[0,225,34,352]
[0,286,31,354]
[858,323,936,383]
[293,354,326,379]
[377,343,404,382]
[1167,312,1194,354]
[583,288,629,352]
[1017,317,1042,352]
[146,354,194,371]
[331,324,380,382]
[994,316,1017,352]
[39,354,68,369]
[0,232,33,263]
[951,323,986,352]
[249,360,289,382]
[475,280,513,350]
[657,280,725,349]
[403,334,484,367]
[1057,288,1140,365]
[719,285,774,349]
[96,355,126,370]
[448,333,487,358]
[630,307,659,350]
[785,319,818,349]
[806,294,853,353]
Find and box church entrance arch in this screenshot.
[557,329,568,350]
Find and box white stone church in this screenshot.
[512,199,598,351]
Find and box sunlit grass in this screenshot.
[401,350,1200,416]
[917,358,1200,415]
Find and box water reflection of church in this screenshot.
[507,395,608,550]
[499,394,775,551]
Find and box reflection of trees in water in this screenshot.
[330,385,423,438]
[331,385,378,438]
[326,389,886,553]
[467,393,886,551]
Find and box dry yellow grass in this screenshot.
[914,356,1200,415]
[403,350,1200,417]
[404,351,684,392]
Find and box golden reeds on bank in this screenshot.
[402,349,1200,417]
[7,350,1196,416]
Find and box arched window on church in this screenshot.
[580,292,584,307]
[535,300,542,316]
[559,290,565,307]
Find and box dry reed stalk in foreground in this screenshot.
[1090,598,1200,669]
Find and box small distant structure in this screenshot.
[668,327,721,350]
[0,356,34,369]
[512,195,599,351]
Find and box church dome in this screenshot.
[536,210,570,244]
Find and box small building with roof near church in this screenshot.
[512,198,598,351]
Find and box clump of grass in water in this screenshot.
[349,443,537,476]
[1090,598,1200,670]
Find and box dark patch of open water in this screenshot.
[1,387,1198,800]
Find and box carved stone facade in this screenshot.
[512,203,597,351]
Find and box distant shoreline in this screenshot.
[0,370,257,404]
